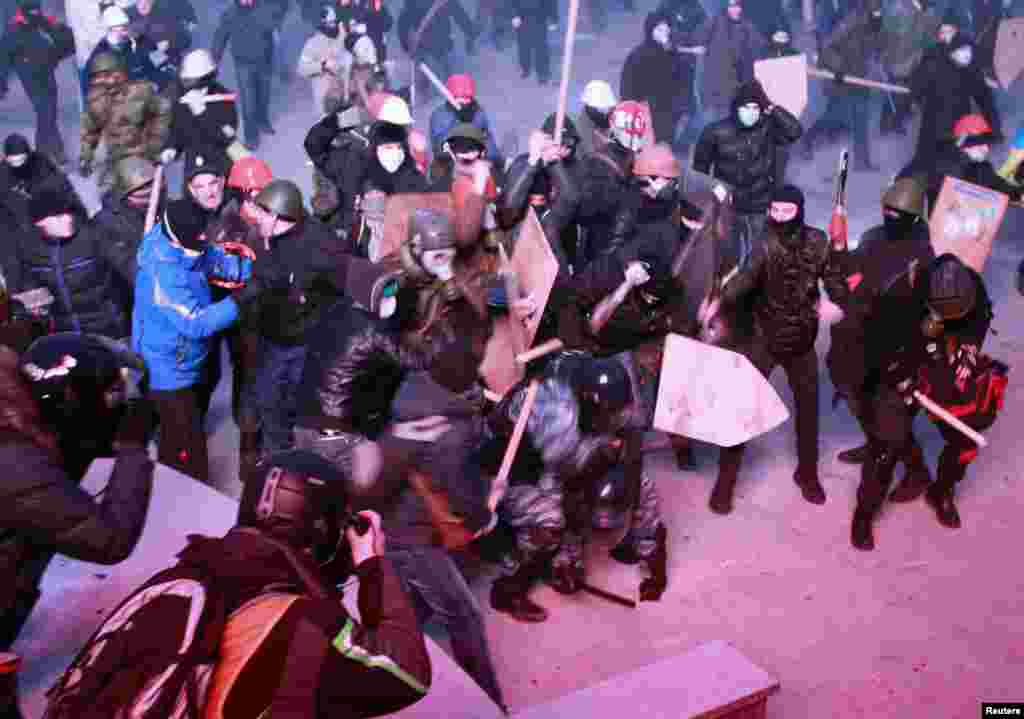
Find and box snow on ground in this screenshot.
[4,0,1024,716]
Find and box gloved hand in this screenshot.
[160,148,177,165]
[78,158,93,179]
[202,244,254,287]
[833,70,846,84]
[113,398,158,450]
[624,261,651,288]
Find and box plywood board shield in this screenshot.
[995,17,1024,90]
[653,334,790,447]
[754,53,809,118]
[381,192,455,263]
[928,176,1009,273]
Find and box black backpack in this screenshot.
[43,560,227,719]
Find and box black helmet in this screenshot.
[19,333,147,436]
[926,253,977,321]
[576,357,633,433]
[237,450,357,565]
[542,112,580,149]
[445,123,487,154]
[255,179,306,222]
[90,51,126,76]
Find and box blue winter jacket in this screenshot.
[131,223,239,392]
[428,102,500,160]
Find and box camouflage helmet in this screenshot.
[882,177,925,217]
[113,156,157,197]
[445,123,487,149]
[90,52,126,76]
[254,180,306,222]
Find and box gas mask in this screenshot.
[377,146,405,173]
[652,22,670,49]
[950,46,973,67]
[964,145,990,163]
[737,103,761,128]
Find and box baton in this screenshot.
[913,391,988,448]
[418,62,459,108]
[581,581,637,609]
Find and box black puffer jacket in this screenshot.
[575,141,635,261]
[0,153,86,231]
[7,216,135,339]
[295,296,412,435]
[692,85,802,213]
[621,12,695,142]
[722,223,849,357]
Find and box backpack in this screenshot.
[43,562,228,719]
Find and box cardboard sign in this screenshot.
[380,192,455,263]
[929,176,1009,272]
[653,334,789,447]
[995,17,1024,90]
[479,208,560,395]
[754,53,809,118]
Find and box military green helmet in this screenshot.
[255,179,306,221]
[114,156,157,197]
[882,177,926,217]
[445,123,487,149]
[90,52,126,76]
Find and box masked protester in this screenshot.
[703,185,849,514]
[0,133,85,231]
[0,333,155,670]
[0,1,76,166]
[304,101,374,226]
[575,80,617,157]
[78,51,172,189]
[850,254,1005,550]
[83,6,169,93]
[428,74,501,162]
[877,0,939,137]
[161,50,241,170]
[693,80,802,267]
[921,114,1022,208]
[298,5,351,115]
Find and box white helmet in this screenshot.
[377,95,413,126]
[102,6,131,28]
[180,49,217,81]
[581,80,617,112]
[352,35,378,65]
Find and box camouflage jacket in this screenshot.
[80,80,171,166]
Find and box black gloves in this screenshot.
[231,277,264,309]
[114,399,158,450]
[833,70,846,85]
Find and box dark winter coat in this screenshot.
[6,217,135,339]
[163,78,240,164]
[92,192,150,315]
[397,0,476,57]
[84,35,169,91]
[0,346,153,648]
[693,105,803,214]
[575,142,635,260]
[129,0,196,71]
[621,14,694,143]
[212,2,278,66]
[818,7,885,96]
[721,224,849,358]
[247,217,351,346]
[0,9,74,97]
[694,12,765,110]
[909,43,1000,162]
[0,153,85,230]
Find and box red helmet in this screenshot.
[609,100,650,152]
[953,114,992,138]
[228,157,273,193]
[446,74,475,101]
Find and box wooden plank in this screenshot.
[754,53,809,118]
[928,176,1009,272]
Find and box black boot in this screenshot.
[794,466,826,504]
[851,508,876,550]
[851,447,897,551]
[925,485,961,529]
[838,443,871,464]
[710,446,742,514]
[671,436,696,471]
[547,563,585,595]
[609,528,642,564]
[888,441,932,503]
[0,654,25,719]
[490,572,548,623]
[639,525,668,601]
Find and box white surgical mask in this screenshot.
[378,295,397,318]
[951,46,973,66]
[6,154,28,168]
[377,146,405,173]
[965,145,990,162]
[652,23,670,48]
[737,106,761,127]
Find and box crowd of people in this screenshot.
[0,0,1021,716]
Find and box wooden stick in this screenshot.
[552,0,581,145]
[144,165,163,235]
[516,338,564,365]
[418,62,459,108]
[808,66,910,94]
[582,581,637,609]
[488,380,539,513]
[913,391,989,448]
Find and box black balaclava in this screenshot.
[767,184,804,243]
[541,112,580,163]
[585,104,611,130]
[164,195,215,252]
[883,207,918,238]
[3,133,34,179]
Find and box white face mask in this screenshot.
[727,4,742,20]
[737,104,760,127]
[421,248,456,282]
[378,295,397,319]
[965,145,990,162]
[6,154,28,168]
[377,146,405,173]
[652,23,670,48]
[951,46,973,66]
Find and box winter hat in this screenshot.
[3,133,31,158]
[163,197,210,252]
[733,80,769,110]
[184,152,230,185]
[372,121,409,146]
[446,74,475,101]
[29,187,76,224]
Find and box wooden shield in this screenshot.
[380,192,454,263]
[754,53,809,118]
[653,334,789,447]
[995,18,1024,90]
[928,176,1009,272]
[479,208,559,395]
